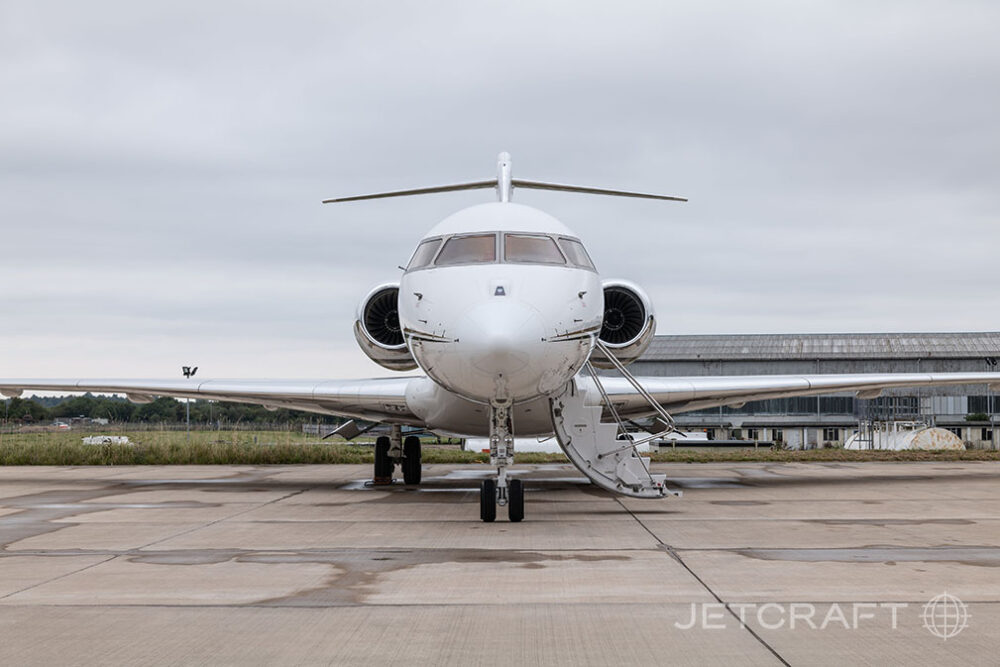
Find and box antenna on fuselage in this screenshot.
[321,153,687,204]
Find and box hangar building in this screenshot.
[631,332,1000,449]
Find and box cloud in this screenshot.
[2,1,999,378]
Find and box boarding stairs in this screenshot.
[550,377,679,499]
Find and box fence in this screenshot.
[1,421,310,435]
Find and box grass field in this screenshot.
[0,429,999,466]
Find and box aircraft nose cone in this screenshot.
[463,301,541,371]
[457,300,546,398]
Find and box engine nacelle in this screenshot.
[590,279,656,369]
[354,283,418,371]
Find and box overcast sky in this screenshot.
[2,1,999,380]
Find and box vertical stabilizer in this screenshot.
[497,152,512,202]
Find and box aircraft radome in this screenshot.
[6,153,1000,522]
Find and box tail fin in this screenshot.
[322,153,686,204]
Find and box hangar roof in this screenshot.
[643,333,1000,361]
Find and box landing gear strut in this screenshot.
[479,401,524,522]
[372,425,422,486]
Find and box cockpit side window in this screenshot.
[504,234,566,265]
[557,237,596,270]
[407,238,442,270]
[434,233,497,266]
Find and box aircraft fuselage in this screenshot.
[399,202,603,407]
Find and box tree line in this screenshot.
[2,394,330,425]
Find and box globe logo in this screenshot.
[921,593,970,640]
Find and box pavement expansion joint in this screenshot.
[615,496,792,666]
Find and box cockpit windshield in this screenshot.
[434,233,497,266]
[557,237,596,270]
[407,238,442,270]
[405,232,596,271]
[504,234,566,264]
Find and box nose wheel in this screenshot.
[480,479,496,522]
[479,477,524,522]
[508,478,524,522]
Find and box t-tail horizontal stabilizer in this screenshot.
[323,153,687,204]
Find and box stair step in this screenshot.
[550,379,677,499]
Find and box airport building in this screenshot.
[632,332,1000,449]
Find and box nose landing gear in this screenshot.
[479,401,525,522]
[479,477,523,522]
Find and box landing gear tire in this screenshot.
[373,436,393,484]
[402,436,422,485]
[480,479,496,522]
[508,478,524,522]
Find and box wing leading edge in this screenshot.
[591,372,1000,418]
[6,372,1000,431]
[0,378,422,425]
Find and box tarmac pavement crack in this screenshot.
[0,553,118,602]
[615,497,791,667]
[133,485,312,552]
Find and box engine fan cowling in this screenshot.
[354,283,418,371]
[590,280,655,369]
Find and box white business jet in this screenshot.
[4,152,1000,522]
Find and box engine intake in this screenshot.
[590,280,655,368]
[355,283,418,371]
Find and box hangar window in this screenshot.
[823,427,840,442]
[982,428,993,441]
[407,238,443,270]
[435,234,497,266]
[504,234,566,264]
[557,238,596,270]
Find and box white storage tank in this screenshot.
[844,423,964,451]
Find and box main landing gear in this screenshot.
[479,401,524,522]
[373,425,422,486]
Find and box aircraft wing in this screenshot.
[0,378,422,425]
[7,372,1000,430]
[596,372,1000,418]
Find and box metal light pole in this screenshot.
[182,366,198,441]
